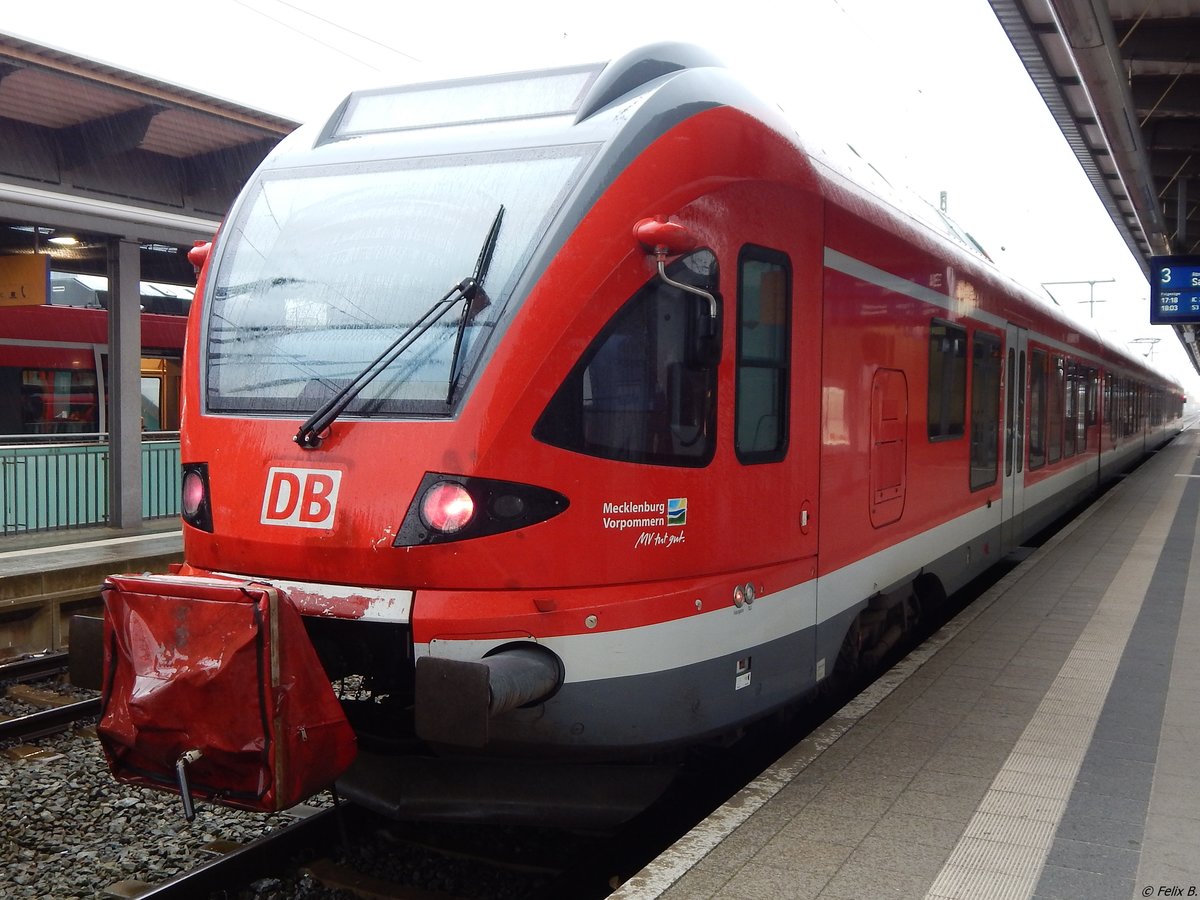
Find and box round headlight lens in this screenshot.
[420,482,475,533]
[182,470,206,519]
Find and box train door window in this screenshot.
[1070,360,1080,458]
[140,357,168,432]
[1017,350,1026,473]
[534,250,718,466]
[970,331,1002,490]
[1085,368,1098,428]
[928,320,966,440]
[1005,347,1015,478]
[140,377,163,431]
[1084,367,1094,451]
[1116,377,1126,438]
[1047,355,1064,464]
[1105,372,1114,442]
[735,246,790,463]
[1029,349,1047,469]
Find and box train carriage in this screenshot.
[0,305,185,437]
[96,43,1183,825]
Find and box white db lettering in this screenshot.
[261,467,342,529]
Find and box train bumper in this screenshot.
[415,645,564,748]
[97,573,356,814]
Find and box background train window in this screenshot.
[533,250,718,467]
[1029,349,1047,469]
[140,376,163,431]
[1047,355,1064,463]
[969,331,1002,490]
[735,246,790,463]
[927,320,966,440]
[12,369,99,434]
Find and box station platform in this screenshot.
[614,427,1200,900]
[0,523,182,653]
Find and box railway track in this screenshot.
[0,649,99,743]
[115,802,597,899]
[0,649,70,682]
[117,804,356,898]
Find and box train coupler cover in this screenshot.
[97,574,356,813]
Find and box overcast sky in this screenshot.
[6,0,1196,393]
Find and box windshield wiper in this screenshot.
[293,206,504,450]
[446,204,504,402]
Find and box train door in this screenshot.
[1001,324,1028,551]
[727,236,822,696]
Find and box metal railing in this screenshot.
[0,434,180,533]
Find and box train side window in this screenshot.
[735,246,790,463]
[928,320,966,441]
[969,331,1002,490]
[533,250,718,467]
[1028,349,1047,469]
[17,368,99,434]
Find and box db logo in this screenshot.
[261,467,342,529]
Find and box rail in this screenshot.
[0,434,180,533]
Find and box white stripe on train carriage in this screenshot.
[417,499,1006,683]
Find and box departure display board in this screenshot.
[1150,255,1200,324]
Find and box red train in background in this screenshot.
[97,43,1184,825]
[0,303,184,436]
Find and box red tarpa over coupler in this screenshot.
[97,574,357,813]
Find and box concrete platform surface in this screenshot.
[614,429,1200,900]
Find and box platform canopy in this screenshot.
[0,32,296,284]
[989,0,1200,373]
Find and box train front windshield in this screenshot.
[205,145,592,417]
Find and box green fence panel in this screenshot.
[0,439,180,534]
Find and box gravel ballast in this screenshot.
[1,722,307,898]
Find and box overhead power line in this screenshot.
[233,0,421,71]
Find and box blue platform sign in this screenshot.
[1150,255,1200,324]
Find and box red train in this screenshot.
[97,43,1183,825]
[0,304,184,436]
